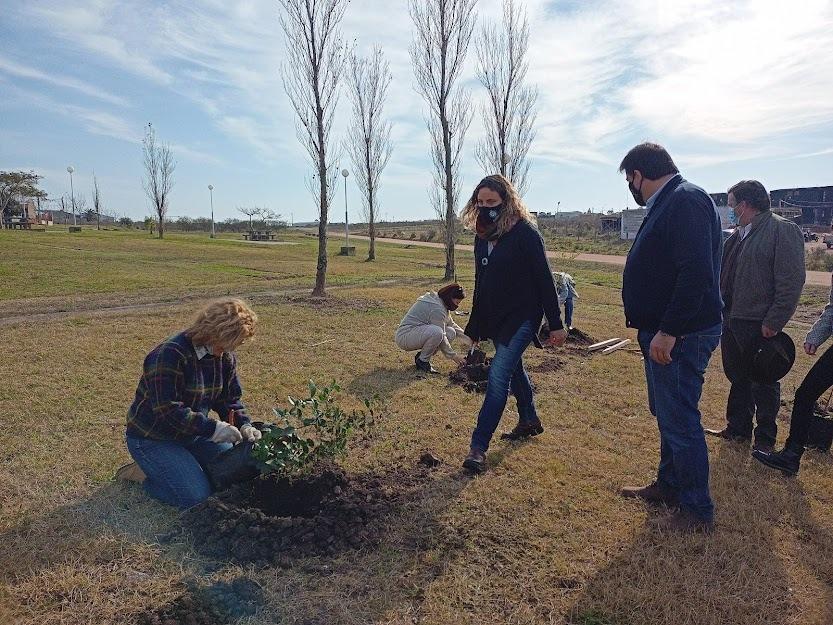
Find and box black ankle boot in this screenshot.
[752,443,803,476]
[414,352,438,374]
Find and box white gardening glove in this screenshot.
[209,420,242,444]
[239,423,262,442]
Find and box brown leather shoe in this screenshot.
[462,447,486,473]
[115,462,146,483]
[620,481,679,507]
[650,509,714,534]
[704,427,751,444]
[500,420,544,440]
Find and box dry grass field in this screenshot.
[1,228,832,625]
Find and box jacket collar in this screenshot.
[646,173,683,214]
[749,209,772,231]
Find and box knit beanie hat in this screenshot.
[438,283,465,309]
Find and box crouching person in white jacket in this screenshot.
[395,283,472,373]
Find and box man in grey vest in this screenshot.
[706,180,805,452]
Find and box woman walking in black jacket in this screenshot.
[461,175,567,472]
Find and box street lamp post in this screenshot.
[342,169,349,249]
[67,166,76,226]
[208,184,215,238]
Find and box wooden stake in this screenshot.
[587,338,622,352]
[601,338,631,354]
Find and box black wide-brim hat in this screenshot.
[749,332,796,384]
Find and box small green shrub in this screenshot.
[251,380,380,476]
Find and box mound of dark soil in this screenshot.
[449,348,490,393]
[529,356,565,373]
[182,462,429,566]
[567,327,595,345]
[538,324,595,347]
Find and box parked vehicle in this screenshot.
[802,228,819,243]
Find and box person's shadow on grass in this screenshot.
[566,439,833,625]
[348,365,423,400]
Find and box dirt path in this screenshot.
[0,278,418,328]
[341,233,831,285]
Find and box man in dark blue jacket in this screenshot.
[618,143,723,533]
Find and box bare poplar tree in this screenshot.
[142,124,175,239]
[279,0,347,296]
[410,0,477,280]
[92,173,102,231]
[475,0,537,196]
[346,47,393,262]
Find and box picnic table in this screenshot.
[243,230,276,241]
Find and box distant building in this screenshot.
[620,208,647,240]
[710,185,832,226]
[2,199,39,229]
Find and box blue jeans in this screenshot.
[637,323,721,522]
[126,433,232,509]
[563,297,574,328]
[471,320,539,452]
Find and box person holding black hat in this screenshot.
[705,180,805,453]
[458,174,567,473]
[395,284,471,373]
[754,279,833,475]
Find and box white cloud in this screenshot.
[0,55,129,107]
[4,0,833,213]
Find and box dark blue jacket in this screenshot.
[465,220,563,346]
[622,175,723,336]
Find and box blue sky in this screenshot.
[1,0,832,223]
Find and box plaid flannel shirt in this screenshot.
[126,332,251,441]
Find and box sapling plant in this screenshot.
[251,380,381,476]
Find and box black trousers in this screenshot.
[722,318,781,446]
[786,344,833,449]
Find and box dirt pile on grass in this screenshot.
[538,324,596,347]
[449,348,490,393]
[529,356,565,373]
[182,462,433,566]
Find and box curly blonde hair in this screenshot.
[459,174,536,238]
[185,298,258,350]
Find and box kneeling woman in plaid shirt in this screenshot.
[116,298,260,508]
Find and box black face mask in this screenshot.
[628,176,646,207]
[478,204,503,222]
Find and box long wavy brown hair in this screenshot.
[185,298,258,350]
[459,174,536,238]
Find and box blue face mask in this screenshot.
[727,207,738,226]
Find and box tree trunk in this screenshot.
[442,119,455,281]
[158,211,164,239]
[313,163,328,296]
[367,194,376,261]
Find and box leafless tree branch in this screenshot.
[345,46,393,261]
[410,0,477,280]
[142,124,176,239]
[474,0,537,196]
[279,0,348,295]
